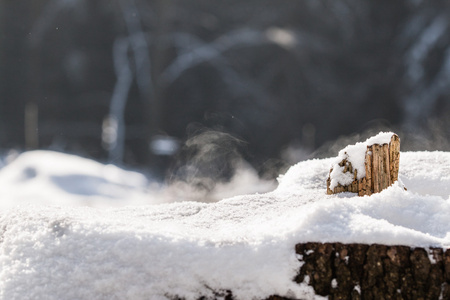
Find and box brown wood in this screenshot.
[327,134,401,196]
[189,242,449,299]
[291,243,449,300]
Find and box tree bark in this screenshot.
[182,242,448,300]
[327,134,401,196]
[293,242,449,300]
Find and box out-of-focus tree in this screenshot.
[399,1,450,129]
[1,0,450,179]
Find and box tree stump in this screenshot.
[326,132,401,196]
[292,243,449,300]
[188,243,449,300]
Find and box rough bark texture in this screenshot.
[294,243,449,300]
[176,242,449,300]
[327,134,401,196]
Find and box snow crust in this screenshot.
[329,131,395,189]
[0,150,449,299]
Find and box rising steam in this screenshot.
[162,128,277,203]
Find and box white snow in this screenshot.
[331,279,338,289]
[364,131,395,146]
[329,131,395,189]
[0,151,151,208]
[0,149,449,299]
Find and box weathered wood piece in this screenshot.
[327,133,401,196]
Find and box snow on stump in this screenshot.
[326,132,401,196]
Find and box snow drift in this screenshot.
[0,150,449,299]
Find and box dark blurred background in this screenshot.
[1,0,450,183]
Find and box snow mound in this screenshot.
[0,151,449,299]
[0,150,275,207]
[0,150,151,208]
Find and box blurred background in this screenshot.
[1,0,450,186]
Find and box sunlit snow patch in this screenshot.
[0,150,151,208]
[0,151,449,299]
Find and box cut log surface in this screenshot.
[327,133,401,196]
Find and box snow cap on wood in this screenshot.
[326,132,401,196]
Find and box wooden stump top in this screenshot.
[327,132,401,196]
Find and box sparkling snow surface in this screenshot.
[0,150,449,300]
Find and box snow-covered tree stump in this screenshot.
[326,132,401,196]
